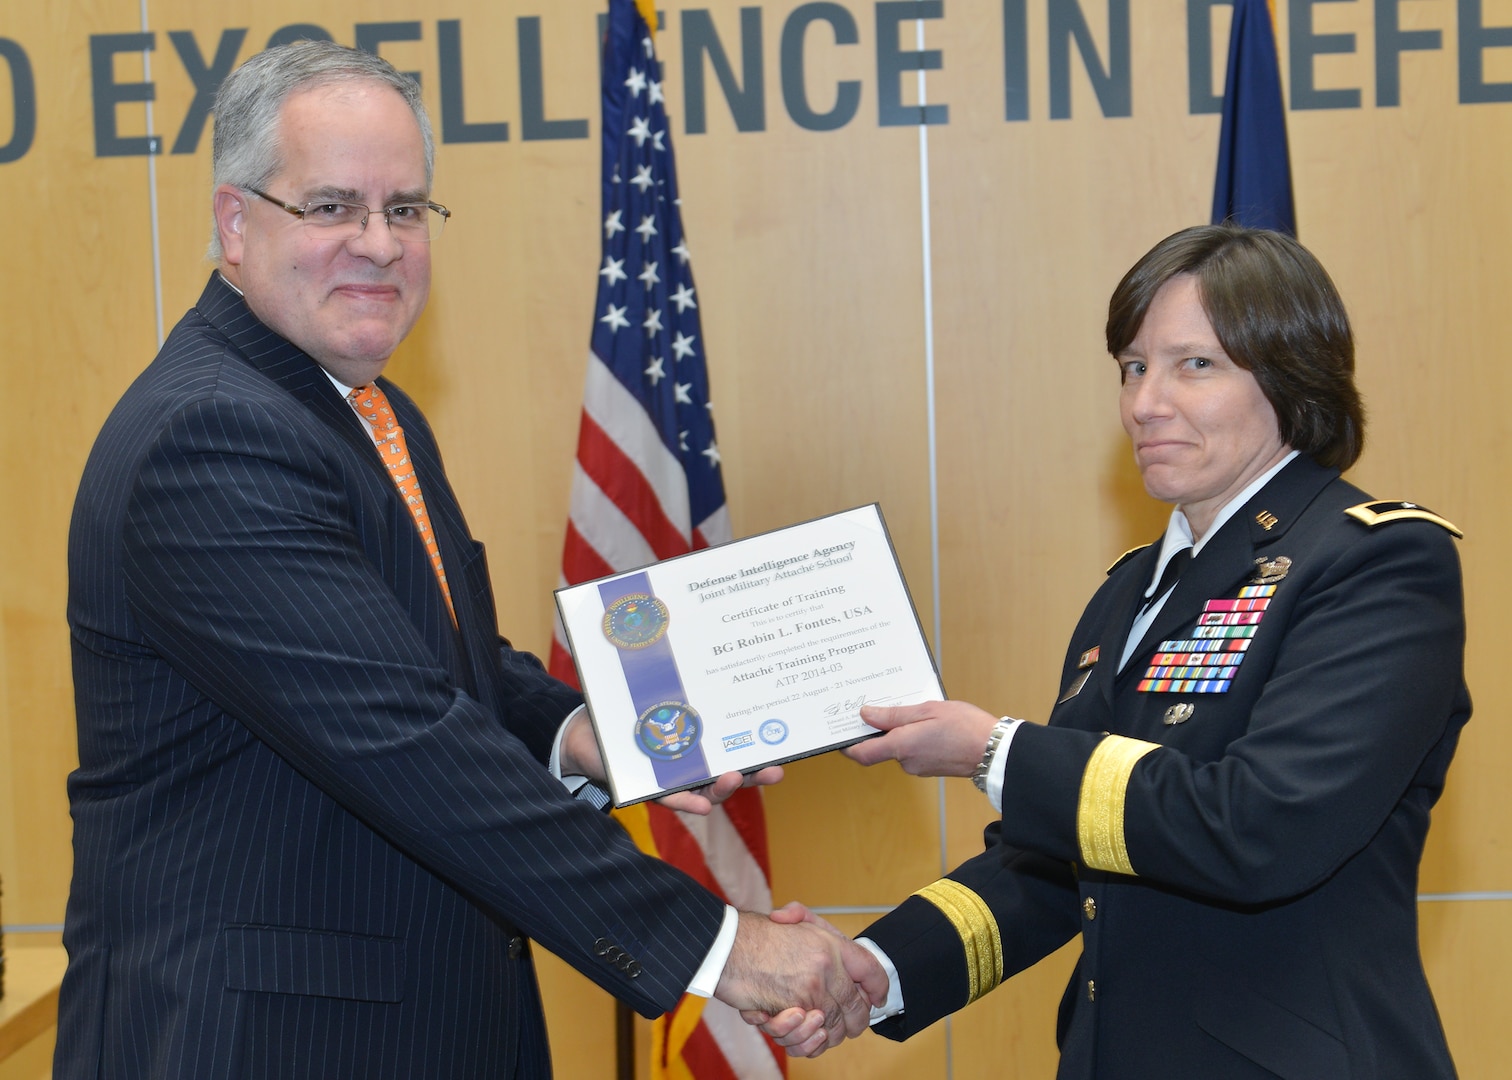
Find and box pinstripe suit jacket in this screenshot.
[59,274,725,1079]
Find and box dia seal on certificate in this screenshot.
[555,504,945,806]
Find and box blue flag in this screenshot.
[1212,0,1296,235]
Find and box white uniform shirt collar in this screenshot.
[1121,450,1299,670]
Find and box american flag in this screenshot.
[548,1,783,1076]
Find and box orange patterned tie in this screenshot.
[349,385,456,623]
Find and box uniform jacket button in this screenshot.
[1083,897,1097,921]
[1086,979,1097,1002]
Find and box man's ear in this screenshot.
[212,185,248,266]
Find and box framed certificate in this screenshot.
[555,504,944,806]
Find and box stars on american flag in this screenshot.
[600,303,630,332]
[589,19,720,486]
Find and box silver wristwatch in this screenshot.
[971,718,1015,793]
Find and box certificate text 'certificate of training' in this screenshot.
[555,504,943,806]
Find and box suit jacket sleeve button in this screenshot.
[627,960,642,978]
[593,937,610,956]
[508,935,525,959]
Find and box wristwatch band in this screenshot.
[971,718,1015,793]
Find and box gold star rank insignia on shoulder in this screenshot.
[1344,501,1463,538]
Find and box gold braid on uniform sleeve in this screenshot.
[912,879,1003,1005]
[1077,735,1160,875]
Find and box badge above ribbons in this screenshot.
[598,572,712,789]
[1137,556,1292,693]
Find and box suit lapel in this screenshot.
[376,382,488,696]
[1096,545,1160,708]
[195,274,474,682]
[198,274,382,472]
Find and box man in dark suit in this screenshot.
[755,226,1468,1077]
[60,41,882,1079]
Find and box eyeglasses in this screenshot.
[246,188,451,242]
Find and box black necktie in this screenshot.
[1138,547,1191,618]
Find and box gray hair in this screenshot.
[208,40,435,261]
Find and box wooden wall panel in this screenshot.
[0,1032,54,1080]
[1420,898,1512,1070]
[645,8,945,903]
[1,0,157,928]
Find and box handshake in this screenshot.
[677,701,1004,1056]
[714,901,888,1059]
[666,701,1002,1056]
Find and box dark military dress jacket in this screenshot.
[864,454,1468,1080]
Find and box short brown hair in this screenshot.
[1106,224,1364,471]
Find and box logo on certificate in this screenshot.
[635,702,703,760]
[722,730,756,752]
[603,593,670,649]
[758,719,789,746]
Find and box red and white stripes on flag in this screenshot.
[548,2,782,1077]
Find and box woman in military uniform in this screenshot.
[761,224,1468,1079]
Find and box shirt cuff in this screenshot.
[548,705,587,785]
[550,706,611,808]
[984,718,1023,813]
[685,906,740,998]
[855,937,904,1022]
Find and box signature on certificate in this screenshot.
[823,694,873,718]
